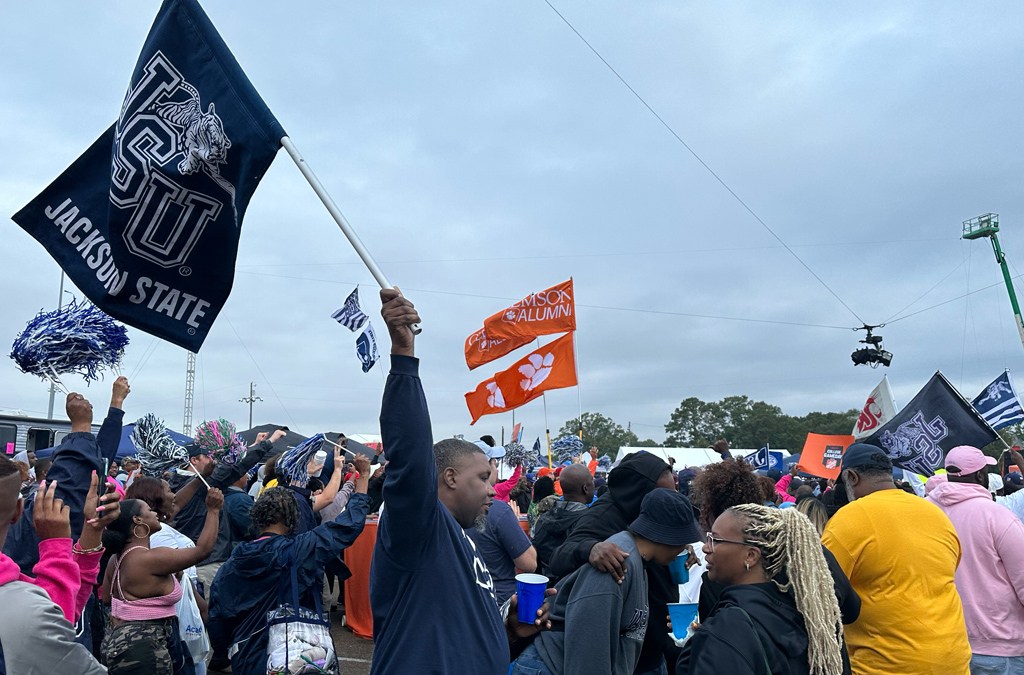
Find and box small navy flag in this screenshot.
[12,0,285,352]
[356,323,379,373]
[864,371,998,476]
[973,371,1024,430]
[332,287,369,331]
[743,446,769,470]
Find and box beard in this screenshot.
[473,513,488,531]
[842,472,857,503]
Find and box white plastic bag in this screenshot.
[178,576,211,665]
[266,606,337,674]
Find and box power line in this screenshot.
[234,270,853,330]
[235,238,956,269]
[541,0,866,325]
[224,318,297,429]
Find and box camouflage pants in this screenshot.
[101,617,195,675]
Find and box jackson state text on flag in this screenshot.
[483,279,576,341]
[972,371,1024,430]
[464,327,534,370]
[12,0,284,352]
[863,372,997,476]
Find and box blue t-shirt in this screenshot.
[467,499,532,604]
[369,356,508,675]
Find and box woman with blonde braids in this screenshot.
[677,504,846,675]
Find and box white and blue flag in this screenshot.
[356,323,379,373]
[332,287,369,332]
[743,446,770,470]
[13,0,285,352]
[973,371,1024,430]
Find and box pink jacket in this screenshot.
[927,481,1024,657]
[494,465,522,503]
[0,538,101,624]
[774,474,796,504]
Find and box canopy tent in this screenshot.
[237,424,308,455]
[613,446,791,469]
[35,423,194,461]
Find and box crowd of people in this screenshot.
[3,289,1024,674]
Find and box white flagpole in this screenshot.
[281,136,420,333]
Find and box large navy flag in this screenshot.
[743,446,770,470]
[973,371,1024,430]
[864,372,998,475]
[12,0,285,352]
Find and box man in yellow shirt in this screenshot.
[822,443,971,675]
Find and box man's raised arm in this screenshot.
[97,376,130,464]
[377,289,438,550]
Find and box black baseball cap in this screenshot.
[630,488,700,546]
[840,443,893,472]
[184,443,209,459]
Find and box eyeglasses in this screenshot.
[704,532,758,553]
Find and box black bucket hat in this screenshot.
[629,488,700,546]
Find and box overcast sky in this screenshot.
[3,1,1024,448]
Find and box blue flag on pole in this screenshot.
[864,371,998,475]
[743,446,770,470]
[973,371,1024,430]
[356,323,380,373]
[12,0,285,352]
[332,287,369,331]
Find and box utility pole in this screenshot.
[183,352,196,434]
[962,213,1024,351]
[46,272,66,420]
[239,382,263,429]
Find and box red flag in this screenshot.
[464,327,534,370]
[483,279,576,341]
[465,333,578,424]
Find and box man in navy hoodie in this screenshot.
[370,289,546,675]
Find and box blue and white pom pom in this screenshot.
[597,455,612,472]
[552,435,585,464]
[10,299,129,386]
[278,433,327,485]
[503,441,538,468]
[132,413,188,477]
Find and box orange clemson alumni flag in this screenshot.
[799,433,855,480]
[464,327,534,370]
[465,332,578,424]
[483,279,576,341]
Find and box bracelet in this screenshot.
[72,543,104,554]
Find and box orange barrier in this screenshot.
[343,519,377,639]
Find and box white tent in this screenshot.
[613,446,790,469]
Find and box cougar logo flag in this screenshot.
[852,376,898,439]
[12,0,284,352]
[355,323,379,373]
[972,371,1024,430]
[466,333,578,424]
[863,372,997,476]
[464,327,533,370]
[483,279,576,341]
[800,433,855,480]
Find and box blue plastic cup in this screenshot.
[667,602,699,640]
[515,573,548,624]
[668,553,690,585]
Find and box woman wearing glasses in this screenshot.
[676,505,846,675]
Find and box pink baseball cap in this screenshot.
[944,445,997,475]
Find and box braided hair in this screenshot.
[727,504,844,675]
[251,487,298,534]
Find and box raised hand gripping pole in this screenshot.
[281,137,421,334]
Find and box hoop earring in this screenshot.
[133,523,151,539]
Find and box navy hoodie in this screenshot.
[369,356,508,675]
[208,493,369,674]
